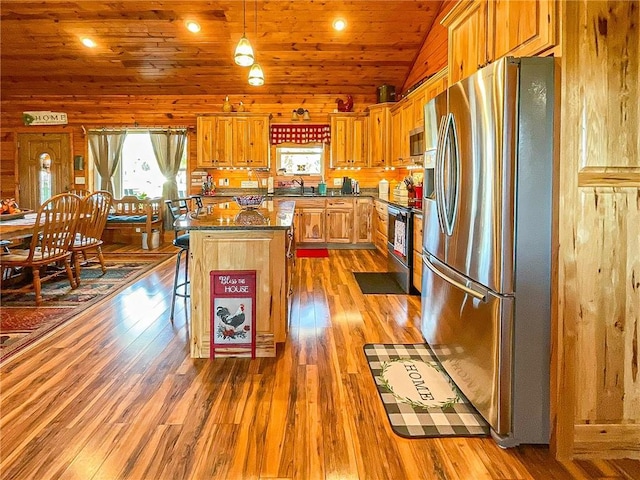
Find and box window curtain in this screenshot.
[88,131,127,195]
[270,124,331,144]
[149,129,187,229]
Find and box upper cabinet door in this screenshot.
[444,0,489,84]
[196,117,215,168]
[196,114,270,168]
[330,116,350,167]
[489,0,556,59]
[444,0,557,84]
[247,116,269,168]
[350,115,368,168]
[233,117,250,167]
[213,117,234,167]
[368,105,390,168]
[390,106,404,166]
[330,114,368,168]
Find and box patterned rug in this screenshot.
[364,344,490,438]
[0,253,173,363]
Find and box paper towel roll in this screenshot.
[378,179,389,200]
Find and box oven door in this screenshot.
[387,206,410,265]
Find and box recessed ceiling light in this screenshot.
[186,21,201,33]
[333,18,346,31]
[81,38,97,48]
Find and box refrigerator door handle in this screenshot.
[440,113,460,237]
[434,115,448,233]
[447,113,461,235]
[424,255,487,301]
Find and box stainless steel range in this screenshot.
[386,203,413,293]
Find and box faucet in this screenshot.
[292,177,304,195]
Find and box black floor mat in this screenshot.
[353,272,406,294]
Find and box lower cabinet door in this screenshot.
[413,250,422,292]
[326,209,353,243]
[299,208,326,242]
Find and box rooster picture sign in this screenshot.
[210,270,257,358]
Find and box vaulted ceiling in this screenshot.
[0,1,444,99]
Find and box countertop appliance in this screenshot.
[387,203,413,293]
[420,57,554,447]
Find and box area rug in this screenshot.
[364,344,490,438]
[353,272,405,294]
[0,252,174,363]
[296,248,329,258]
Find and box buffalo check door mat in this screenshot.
[364,344,490,438]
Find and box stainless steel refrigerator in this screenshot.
[420,57,554,446]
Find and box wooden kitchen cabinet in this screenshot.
[389,105,404,167]
[390,100,414,167]
[412,213,423,293]
[330,113,368,168]
[489,0,556,60]
[444,0,556,84]
[367,104,392,168]
[326,198,354,243]
[197,114,270,168]
[355,198,373,243]
[197,116,231,168]
[232,115,270,168]
[293,198,326,244]
[284,197,374,247]
[424,68,449,101]
[411,87,427,129]
[444,0,489,84]
[373,199,388,257]
[297,208,326,243]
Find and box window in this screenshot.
[92,130,187,198]
[276,144,324,176]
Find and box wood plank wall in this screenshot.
[402,0,456,92]
[555,0,640,460]
[0,93,415,202]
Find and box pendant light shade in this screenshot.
[248,63,265,86]
[234,36,254,66]
[247,0,264,86]
[234,0,254,66]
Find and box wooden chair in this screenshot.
[67,188,91,198]
[0,193,81,305]
[69,190,113,285]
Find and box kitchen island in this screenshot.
[174,200,295,358]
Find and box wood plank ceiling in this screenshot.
[0,1,443,98]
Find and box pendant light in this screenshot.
[248,0,265,86]
[234,0,254,66]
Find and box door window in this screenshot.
[39,153,53,203]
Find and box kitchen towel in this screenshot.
[394,218,406,256]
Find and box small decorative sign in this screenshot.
[22,111,68,126]
[210,270,257,358]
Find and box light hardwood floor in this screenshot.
[1,244,639,480]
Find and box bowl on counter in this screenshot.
[233,195,265,209]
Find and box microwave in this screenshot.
[409,127,425,158]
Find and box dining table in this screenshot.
[0,212,38,242]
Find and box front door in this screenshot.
[17,133,72,210]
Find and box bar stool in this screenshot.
[164,195,203,322]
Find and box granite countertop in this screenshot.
[202,188,424,213]
[174,199,295,231]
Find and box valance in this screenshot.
[270,124,331,145]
